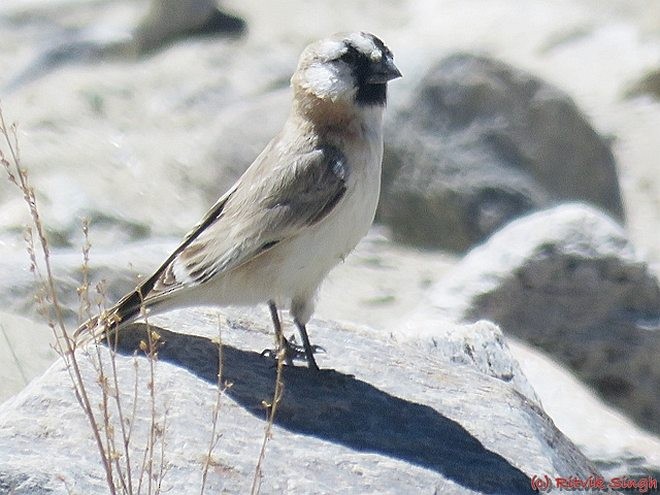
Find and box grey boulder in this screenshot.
[380,53,624,250]
[406,203,660,433]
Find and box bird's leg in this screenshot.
[268,300,285,347]
[267,300,293,366]
[293,319,320,371]
[262,301,322,368]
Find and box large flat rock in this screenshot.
[0,308,598,494]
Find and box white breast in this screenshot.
[284,108,384,286]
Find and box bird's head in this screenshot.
[291,32,401,108]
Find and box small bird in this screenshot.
[75,32,401,370]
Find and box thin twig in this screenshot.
[100,284,135,494]
[250,311,286,495]
[200,315,228,494]
[155,407,170,495]
[0,323,29,386]
[136,294,163,495]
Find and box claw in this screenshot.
[260,349,276,359]
[287,336,324,353]
[283,341,308,362]
[260,347,293,368]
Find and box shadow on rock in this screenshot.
[116,324,533,495]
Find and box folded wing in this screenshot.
[79,142,348,335]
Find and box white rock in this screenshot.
[405,203,660,434]
[0,308,599,494]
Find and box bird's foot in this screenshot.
[260,335,324,368]
[288,334,326,355]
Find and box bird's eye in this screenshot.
[340,48,359,65]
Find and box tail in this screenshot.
[73,287,150,346]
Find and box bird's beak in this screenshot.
[366,56,402,84]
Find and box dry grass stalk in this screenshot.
[2,105,170,494]
[200,315,232,494]
[0,105,118,494]
[250,312,287,495]
[134,299,169,495]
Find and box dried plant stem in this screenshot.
[78,218,93,323]
[136,301,165,495]
[128,357,141,444]
[0,323,28,386]
[200,315,228,495]
[0,106,117,495]
[146,319,157,495]
[155,408,170,495]
[109,348,135,493]
[104,328,134,493]
[90,274,137,493]
[250,316,286,495]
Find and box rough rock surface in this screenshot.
[405,203,660,433]
[508,339,660,479]
[380,54,624,250]
[394,319,540,404]
[0,308,599,494]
